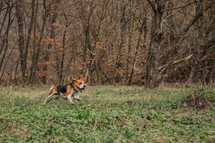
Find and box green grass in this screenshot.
[0,86,214,142]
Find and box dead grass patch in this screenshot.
[11,91,47,99]
[0,87,47,99]
[182,89,213,109]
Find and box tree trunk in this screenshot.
[43,1,58,84]
[128,19,145,85]
[15,0,27,82]
[115,2,127,83]
[0,2,13,72]
[59,13,68,83]
[29,0,53,84]
[145,4,163,88]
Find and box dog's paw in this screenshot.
[75,98,80,101]
[71,102,75,105]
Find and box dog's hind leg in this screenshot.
[43,86,57,104]
[52,94,60,99]
[43,94,54,104]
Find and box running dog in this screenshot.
[43,75,86,105]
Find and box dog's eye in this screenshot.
[79,82,82,84]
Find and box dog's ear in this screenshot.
[79,75,84,80]
[70,76,76,81]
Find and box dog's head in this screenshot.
[70,75,86,92]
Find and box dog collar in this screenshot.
[70,82,79,92]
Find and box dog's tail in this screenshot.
[48,84,57,95]
[49,84,57,91]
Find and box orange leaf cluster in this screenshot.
[37,61,56,66]
[41,38,59,45]
[51,23,63,27]
[37,70,51,77]
[72,64,84,71]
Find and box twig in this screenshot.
[162,1,196,12]
[164,8,181,19]
[146,0,156,13]
[197,66,215,71]
[163,20,178,36]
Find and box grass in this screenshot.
[0,86,214,142]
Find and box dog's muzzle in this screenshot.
[78,85,86,92]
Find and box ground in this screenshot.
[0,86,214,142]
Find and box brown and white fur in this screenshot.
[43,75,86,105]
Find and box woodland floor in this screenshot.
[0,86,215,142]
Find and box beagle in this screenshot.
[43,75,86,105]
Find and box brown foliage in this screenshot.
[182,89,213,109]
[0,0,214,86]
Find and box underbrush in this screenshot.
[0,86,214,142]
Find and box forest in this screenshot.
[1,1,215,142]
[0,0,215,87]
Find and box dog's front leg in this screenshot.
[65,85,75,105]
[74,93,80,101]
[67,94,75,105]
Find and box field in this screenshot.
[0,86,215,142]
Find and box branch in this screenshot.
[161,1,196,12]
[199,36,215,48]
[146,0,156,13]
[159,54,193,72]
[164,8,181,19]
[163,20,178,36]
[0,3,15,12]
[183,5,211,33]
[197,66,215,71]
